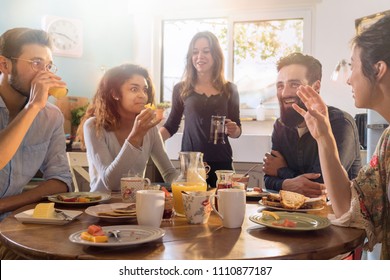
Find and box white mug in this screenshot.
[136,190,165,227]
[121,176,151,203]
[209,189,246,228]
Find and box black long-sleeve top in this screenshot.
[163,82,241,162]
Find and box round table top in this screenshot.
[0,198,366,260]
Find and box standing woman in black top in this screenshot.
[160,31,242,188]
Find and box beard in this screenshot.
[279,98,306,128]
[9,67,30,97]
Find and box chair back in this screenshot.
[67,152,90,192]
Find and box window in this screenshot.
[162,18,228,103]
[233,19,303,109]
[161,14,307,117]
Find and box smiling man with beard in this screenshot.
[262,53,361,198]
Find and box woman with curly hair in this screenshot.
[78,64,178,193]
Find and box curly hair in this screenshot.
[181,31,231,98]
[77,64,155,146]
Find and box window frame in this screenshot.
[155,9,313,106]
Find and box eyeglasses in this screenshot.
[9,57,58,74]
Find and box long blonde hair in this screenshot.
[77,64,155,147]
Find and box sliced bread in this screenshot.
[280,190,308,209]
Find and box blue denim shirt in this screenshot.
[0,97,72,220]
[264,106,362,191]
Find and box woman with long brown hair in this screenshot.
[293,15,390,259]
[78,64,178,193]
[160,31,241,188]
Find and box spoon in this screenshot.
[239,163,261,178]
[108,230,121,241]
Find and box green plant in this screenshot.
[156,102,171,109]
[71,104,88,127]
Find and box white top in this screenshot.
[83,117,178,193]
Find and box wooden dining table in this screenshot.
[0,197,366,260]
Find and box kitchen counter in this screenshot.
[164,120,274,162]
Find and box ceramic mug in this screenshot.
[121,176,151,203]
[232,181,246,190]
[136,190,165,227]
[232,174,249,191]
[182,191,213,224]
[209,189,246,228]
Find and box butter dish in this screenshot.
[15,209,82,225]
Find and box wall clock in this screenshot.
[42,15,83,57]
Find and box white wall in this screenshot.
[315,0,390,117]
[130,0,390,117]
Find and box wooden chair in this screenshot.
[67,152,90,192]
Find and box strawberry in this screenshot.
[63,197,78,202]
[87,225,105,236]
[161,186,171,197]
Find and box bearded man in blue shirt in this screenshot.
[262,53,361,198]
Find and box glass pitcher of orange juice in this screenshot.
[171,152,207,216]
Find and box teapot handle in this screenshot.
[203,162,211,174]
[143,178,151,186]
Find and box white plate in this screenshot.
[15,209,82,225]
[69,225,165,247]
[246,188,270,201]
[47,192,111,205]
[85,203,136,221]
[258,201,324,212]
[246,191,269,198]
[305,197,323,203]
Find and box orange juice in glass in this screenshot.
[171,182,207,216]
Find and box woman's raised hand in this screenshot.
[128,107,161,148]
[293,85,331,140]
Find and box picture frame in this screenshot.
[355,10,390,35]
